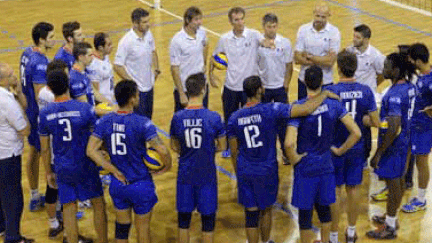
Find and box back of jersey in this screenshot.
[170,108,225,185]
[289,98,347,177]
[39,100,97,183]
[24,51,48,120]
[20,47,33,91]
[227,103,291,176]
[326,82,377,150]
[93,113,157,183]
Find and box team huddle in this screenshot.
[2,1,431,243]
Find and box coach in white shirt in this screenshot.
[294,2,341,100]
[0,63,33,243]
[88,32,115,105]
[114,8,160,119]
[170,6,209,112]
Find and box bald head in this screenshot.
[0,63,15,88]
[313,1,330,31]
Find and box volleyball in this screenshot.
[143,148,165,171]
[212,52,228,70]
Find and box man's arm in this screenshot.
[40,135,56,188]
[91,82,112,104]
[170,137,181,154]
[370,116,401,168]
[331,114,362,156]
[147,135,172,173]
[284,62,293,95]
[377,74,385,87]
[203,41,209,72]
[290,90,339,117]
[284,126,306,166]
[228,137,238,172]
[171,65,188,106]
[113,64,133,80]
[306,51,337,67]
[152,50,160,81]
[294,51,314,65]
[363,110,380,128]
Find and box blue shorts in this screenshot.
[375,145,408,179]
[109,178,157,215]
[292,171,335,210]
[237,173,278,210]
[57,171,103,205]
[333,150,364,186]
[177,183,217,215]
[411,125,432,155]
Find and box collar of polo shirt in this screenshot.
[131,28,146,41]
[353,44,372,56]
[310,22,330,33]
[231,28,247,39]
[182,28,196,40]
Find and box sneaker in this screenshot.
[371,187,388,201]
[366,224,397,239]
[78,200,92,209]
[222,149,231,158]
[371,215,399,230]
[401,197,427,213]
[48,221,64,238]
[29,194,45,212]
[17,237,35,243]
[63,235,93,243]
[345,229,358,243]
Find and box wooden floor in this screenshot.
[1,0,432,242]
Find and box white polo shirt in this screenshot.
[38,86,54,109]
[258,34,293,89]
[295,22,341,85]
[114,29,155,92]
[0,87,27,160]
[170,28,207,92]
[88,54,115,102]
[213,27,261,91]
[346,44,385,94]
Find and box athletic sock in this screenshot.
[418,188,427,203]
[330,231,338,243]
[385,215,396,229]
[347,225,356,237]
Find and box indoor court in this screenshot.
[1,0,432,242]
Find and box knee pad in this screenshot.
[315,204,331,223]
[45,184,58,204]
[178,212,192,229]
[115,222,131,240]
[245,210,260,228]
[298,209,313,230]
[201,213,215,232]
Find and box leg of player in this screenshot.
[245,208,260,243]
[329,186,341,243]
[345,185,359,242]
[27,146,43,211]
[178,212,192,243]
[298,209,314,243]
[115,209,132,243]
[259,207,272,243]
[201,213,215,243]
[45,184,63,238]
[316,203,332,243]
[90,196,108,243]
[135,211,152,243]
[63,201,79,243]
[416,154,429,203]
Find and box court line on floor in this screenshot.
[376,0,432,17]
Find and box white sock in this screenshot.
[385,215,396,229]
[31,189,39,200]
[347,225,356,237]
[418,188,427,203]
[49,217,59,229]
[330,231,338,243]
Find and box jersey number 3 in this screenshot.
[59,119,72,141]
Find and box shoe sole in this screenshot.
[371,196,388,202]
[402,205,427,213]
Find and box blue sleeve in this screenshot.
[366,88,378,112]
[387,95,402,117]
[92,118,106,139]
[69,75,86,99]
[226,116,236,138]
[273,103,292,119]
[214,114,226,137]
[32,61,47,84]
[38,110,49,136]
[169,114,179,138]
[143,119,158,142]
[287,117,300,127]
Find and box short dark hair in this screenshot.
[131,8,149,23]
[184,6,202,26]
[62,21,80,41]
[262,13,278,25]
[115,80,138,107]
[73,42,92,60]
[228,7,245,22]
[353,24,371,39]
[305,65,323,91]
[47,60,68,75]
[47,70,69,96]
[337,50,358,78]
[409,43,429,63]
[243,76,262,98]
[94,32,108,51]
[32,22,54,45]
[186,73,206,97]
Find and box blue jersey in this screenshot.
[170,107,225,185]
[289,98,347,177]
[23,49,49,121]
[54,46,75,70]
[411,70,432,130]
[20,46,33,89]
[70,66,95,106]
[38,100,97,183]
[93,112,158,183]
[227,102,291,176]
[325,81,377,151]
[379,81,416,148]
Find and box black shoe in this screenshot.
[63,235,93,243]
[48,221,64,238]
[366,224,397,240]
[371,215,400,230]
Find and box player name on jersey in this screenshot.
[183,119,203,127]
[312,104,329,115]
[340,91,363,99]
[237,114,262,126]
[46,111,81,121]
[113,123,125,132]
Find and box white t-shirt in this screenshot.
[213,27,261,91]
[295,22,341,85]
[0,87,27,159]
[37,86,55,164]
[114,29,155,92]
[170,28,207,92]
[258,34,293,89]
[88,54,115,102]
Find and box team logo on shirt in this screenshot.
[245,42,251,47]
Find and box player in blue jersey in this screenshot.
[70,42,95,105]
[23,22,55,211]
[227,75,339,243]
[87,80,171,243]
[55,21,84,70]
[170,73,226,243]
[325,51,379,243]
[401,43,432,213]
[286,65,361,243]
[39,70,107,243]
[366,53,416,239]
